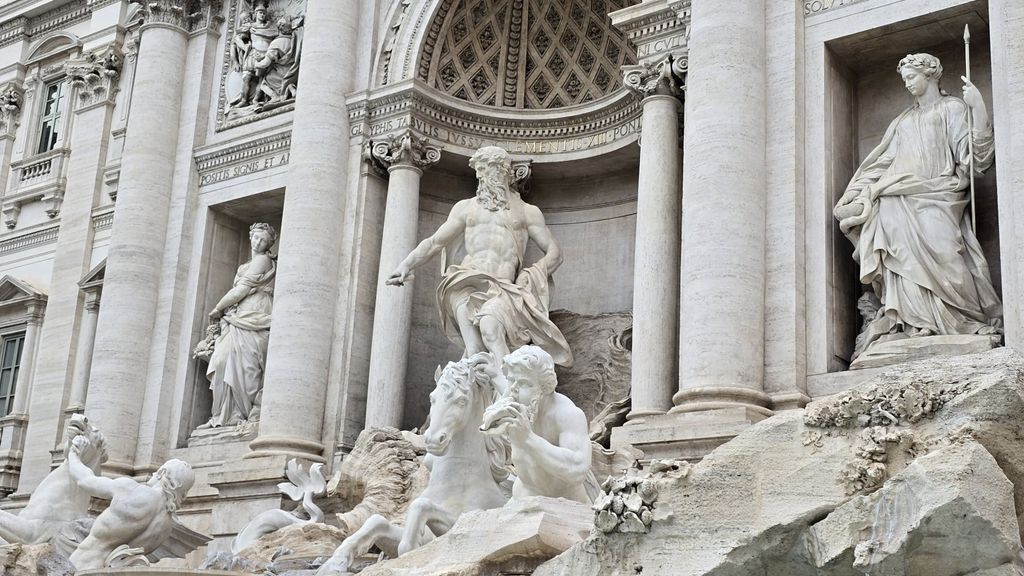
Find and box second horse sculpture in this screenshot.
[316,354,509,575]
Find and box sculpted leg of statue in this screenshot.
[833,53,1002,366]
[385,146,572,370]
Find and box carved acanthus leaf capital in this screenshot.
[623,54,687,100]
[0,81,24,137]
[366,130,442,175]
[64,45,123,108]
[137,0,223,32]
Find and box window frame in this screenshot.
[0,330,25,418]
[34,78,66,155]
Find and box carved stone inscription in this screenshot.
[804,0,867,15]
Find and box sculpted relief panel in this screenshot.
[218,0,305,129]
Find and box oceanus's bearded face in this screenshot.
[475,166,513,212]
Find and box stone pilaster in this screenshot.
[364,131,441,429]
[673,0,770,415]
[622,56,684,422]
[84,6,193,476]
[66,292,100,414]
[16,43,123,490]
[249,0,361,462]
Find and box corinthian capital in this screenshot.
[138,0,223,32]
[365,130,442,175]
[623,53,687,100]
[64,45,123,108]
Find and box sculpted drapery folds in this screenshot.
[387,146,573,368]
[834,53,1002,362]
[194,223,276,429]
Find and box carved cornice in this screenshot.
[622,54,686,99]
[365,129,441,176]
[194,129,291,186]
[65,45,123,108]
[347,81,642,159]
[610,0,689,65]
[0,82,23,137]
[0,223,59,256]
[0,17,29,49]
[28,0,91,37]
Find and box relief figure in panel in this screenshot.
[229,0,304,114]
[387,146,573,368]
[195,223,276,428]
[834,53,1002,364]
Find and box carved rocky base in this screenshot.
[76,569,250,575]
[851,333,1002,370]
[355,497,592,576]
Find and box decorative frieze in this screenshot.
[610,0,690,64]
[64,45,123,108]
[348,82,642,159]
[194,129,291,187]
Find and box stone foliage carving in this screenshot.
[224,0,305,122]
[64,45,122,108]
[0,81,23,136]
[316,355,510,575]
[833,53,1002,367]
[387,146,573,369]
[480,345,593,503]
[194,222,276,430]
[0,415,106,548]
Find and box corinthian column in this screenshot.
[249,0,360,461]
[622,57,684,422]
[364,132,441,429]
[85,1,197,475]
[673,0,770,416]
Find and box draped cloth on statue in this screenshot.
[206,259,276,427]
[437,261,573,367]
[836,96,1002,357]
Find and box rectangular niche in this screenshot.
[177,189,284,447]
[821,2,997,372]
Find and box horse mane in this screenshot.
[436,359,512,485]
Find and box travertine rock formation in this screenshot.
[536,348,1024,576]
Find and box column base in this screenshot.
[247,435,326,463]
[670,385,773,416]
[611,407,770,462]
[625,408,668,422]
[0,413,28,494]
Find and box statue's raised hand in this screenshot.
[71,435,90,455]
[385,266,412,286]
[961,76,984,112]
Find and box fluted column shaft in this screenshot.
[85,18,188,474]
[628,88,682,421]
[249,0,360,461]
[673,0,770,415]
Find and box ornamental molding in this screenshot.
[622,53,686,100]
[194,128,291,187]
[348,79,641,161]
[609,0,689,65]
[0,223,59,256]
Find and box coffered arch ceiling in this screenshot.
[418,0,639,109]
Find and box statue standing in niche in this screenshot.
[833,53,1002,366]
[195,223,276,428]
[386,146,573,368]
[229,0,303,113]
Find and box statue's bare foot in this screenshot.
[909,327,934,338]
[195,420,217,430]
[978,325,999,336]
